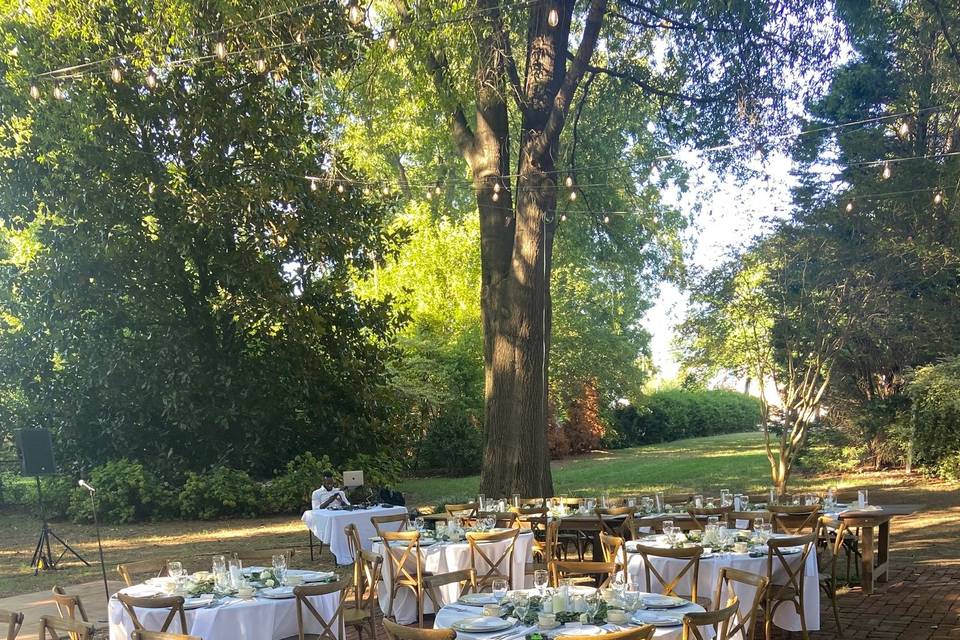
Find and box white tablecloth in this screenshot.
[433,595,704,640]
[302,505,408,564]
[108,582,342,640]
[374,531,535,624]
[626,546,819,634]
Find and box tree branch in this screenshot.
[579,59,729,105]
[926,0,960,70]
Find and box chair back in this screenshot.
[487,511,518,528]
[466,528,520,589]
[52,585,90,622]
[564,625,655,640]
[712,567,768,640]
[599,532,627,571]
[381,530,426,586]
[423,568,476,611]
[766,532,817,605]
[595,506,635,538]
[816,516,848,580]
[117,559,169,587]
[769,505,821,534]
[132,632,202,640]
[372,513,410,537]
[681,596,739,640]
[291,579,350,640]
[1,609,23,640]
[233,549,294,567]
[686,506,732,530]
[725,511,770,531]
[353,549,384,614]
[383,617,455,640]
[549,560,617,589]
[38,614,94,640]
[633,544,703,602]
[117,594,187,634]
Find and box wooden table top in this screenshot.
[837,504,922,519]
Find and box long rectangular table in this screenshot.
[302,504,408,565]
[836,504,920,594]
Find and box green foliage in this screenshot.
[906,357,960,476]
[614,390,761,446]
[67,460,173,523]
[179,467,262,520]
[266,452,334,514]
[414,410,483,476]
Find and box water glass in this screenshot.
[741,495,750,511]
[626,497,636,508]
[493,578,509,601]
[600,494,608,509]
[512,493,521,508]
[512,593,530,623]
[858,489,869,508]
[211,555,226,574]
[693,494,703,508]
[414,517,425,533]
[272,554,287,586]
[167,561,184,578]
[622,585,641,612]
[533,569,549,594]
[707,515,719,527]
[769,487,777,504]
[661,520,673,537]
[655,491,664,512]
[436,521,447,539]
[753,517,764,531]
[228,558,243,589]
[720,489,730,506]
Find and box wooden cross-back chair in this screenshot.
[382,618,455,640]
[132,632,202,640]
[52,585,91,624]
[345,523,364,569]
[117,559,169,587]
[278,579,350,640]
[444,502,479,524]
[525,519,559,577]
[817,516,848,637]
[686,506,733,530]
[117,594,188,635]
[599,532,628,573]
[466,528,520,590]
[713,567,769,640]
[681,597,740,640]
[481,511,518,528]
[726,511,771,531]
[549,560,617,589]
[38,615,94,640]
[596,506,635,539]
[564,625,655,640]
[770,506,822,535]
[381,530,428,627]
[344,549,383,640]
[764,532,817,640]
[632,544,709,607]
[372,513,410,537]
[423,568,477,612]
[1,609,23,640]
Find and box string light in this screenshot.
[493,182,501,193]
[145,69,158,89]
[337,183,345,194]
[363,186,370,195]
[255,58,268,73]
[845,201,854,213]
[569,190,577,201]
[603,215,610,223]
[52,86,65,100]
[492,192,499,202]
[214,42,228,60]
[560,213,567,222]
[29,84,40,99]
[434,185,442,195]
[547,7,559,27]
[387,31,399,53]
[110,66,122,83]
[898,121,910,136]
[564,175,573,188]
[425,190,433,200]
[347,0,364,26]
[381,185,391,196]
[881,162,891,180]
[934,191,943,205]
[310,179,318,191]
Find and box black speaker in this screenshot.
[15,429,57,476]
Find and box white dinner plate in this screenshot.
[556,625,605,637]
[451,617,513,633]
[184,595,215,609]
[459,593,499,605]
[259,587,295,599]
[632,610,685,627]
[641,594,687,609]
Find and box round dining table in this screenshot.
[108,569,342,640]
[433,589,706,640]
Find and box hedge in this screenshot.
[613,389,762,446]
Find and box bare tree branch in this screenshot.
[926,0,960,69]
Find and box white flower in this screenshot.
[265,579,275,587]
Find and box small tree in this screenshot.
[564,380,605,455]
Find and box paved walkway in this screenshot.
[2,563,957,639]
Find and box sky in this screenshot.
[641,152,797,382]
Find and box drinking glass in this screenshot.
[858,489,869,508]
[585,593,601,621]
[512,493,521,508]
[825,487,836,509]
[513,593,530,623]
[272,554,287,586]
[661,520,673,540]
[626,497,636,508]
[600,494,608,509]
[740,495,750,511]
[211,555,226,574]
[707,515,719,527]
[769,487,777,505]
[228,558,243,589]
[492,578,509,602]
[693,494,703,508]
[586,498,596,511]
[533,569,549,594]
[655,491,664,512]
[167,561,184,578]
[753,517,764,531]
[478,494,486,511]
[759,523,773,543]
[212,555,227,589]
[436,521,447,539]
[622,584,641,612]
[720,489,730,506]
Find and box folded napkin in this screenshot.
[735,519,750,529]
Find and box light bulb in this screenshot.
[564,176,573,188]
[547,7,559,27]
[29,84,40,99]
[569,190,577,201]
[560,213,567,222]
[898,121,910,136]
[845,201,854,213]
[214,42,227,60]
[111,67,122,83]
[387,32,399,53]
[934,191,943,205]
[434,185,442,195]
[382,185,391,196]
[492,192,499,202]
[256,59,268,73]
[147,182,155,195]
[882,163,891,180]
[310,179,318,192]
[347,1,363,25]
[145,70,158,89]
[52,86,65,100]
[603,215,610,223]
[493,182,501,193]
[337,183,345,194]
[426,190,433,200]
[363,186,370,195]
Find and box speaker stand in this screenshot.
[30,477,89,574]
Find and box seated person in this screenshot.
[312,471,351,509]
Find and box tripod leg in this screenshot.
[44,523,55,569]
[47,528,90,566]
[31,527,46,575]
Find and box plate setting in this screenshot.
[450,616,514,633]
[640,594,687,609]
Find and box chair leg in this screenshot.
[831,589,843,637]
[308,530,314,561]
[368,615,378,640]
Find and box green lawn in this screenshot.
[398,431,832,508]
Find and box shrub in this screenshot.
[344,452,404,488]
[266,452,335,513]
[179,467,262,520]
[906,357,960,475]
[67,459,171,523]
[564,380,605,455]
[415,410,483,475]
[614,389,762,446]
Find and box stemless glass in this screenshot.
[513,493,522,508]
[720,489,730,506]
[478,494,486,511]
[512,593,530,623]
[167,561,184,578]
[661,520,673,539]
[212,555,227,589]
[655,491,664,512]
[272,554,287,586]
[858,489,869,508]
[228,558,243,589]
[740,495,750,511]
[533,569,549,594]
[492,578,509,602]
[414,516,425,533]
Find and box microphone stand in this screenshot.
[80,481,110,604]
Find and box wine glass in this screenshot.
[661,520,673,538]
[585,592,601,622]
[492,578,509,602]
[512,593,530,623]
[753,517,764,531]
[533,569,549,595]
[272,554,287,586]
[167,561,184,579]
[414,516,425,533]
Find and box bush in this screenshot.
[906,357,960,475]
[415,410,483,475]
[67,459,172,523]
[564,381,606,455]
[266,453,335,513]
[614,389,762,446]
[344,452,404,488]
[179,467,262,520]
